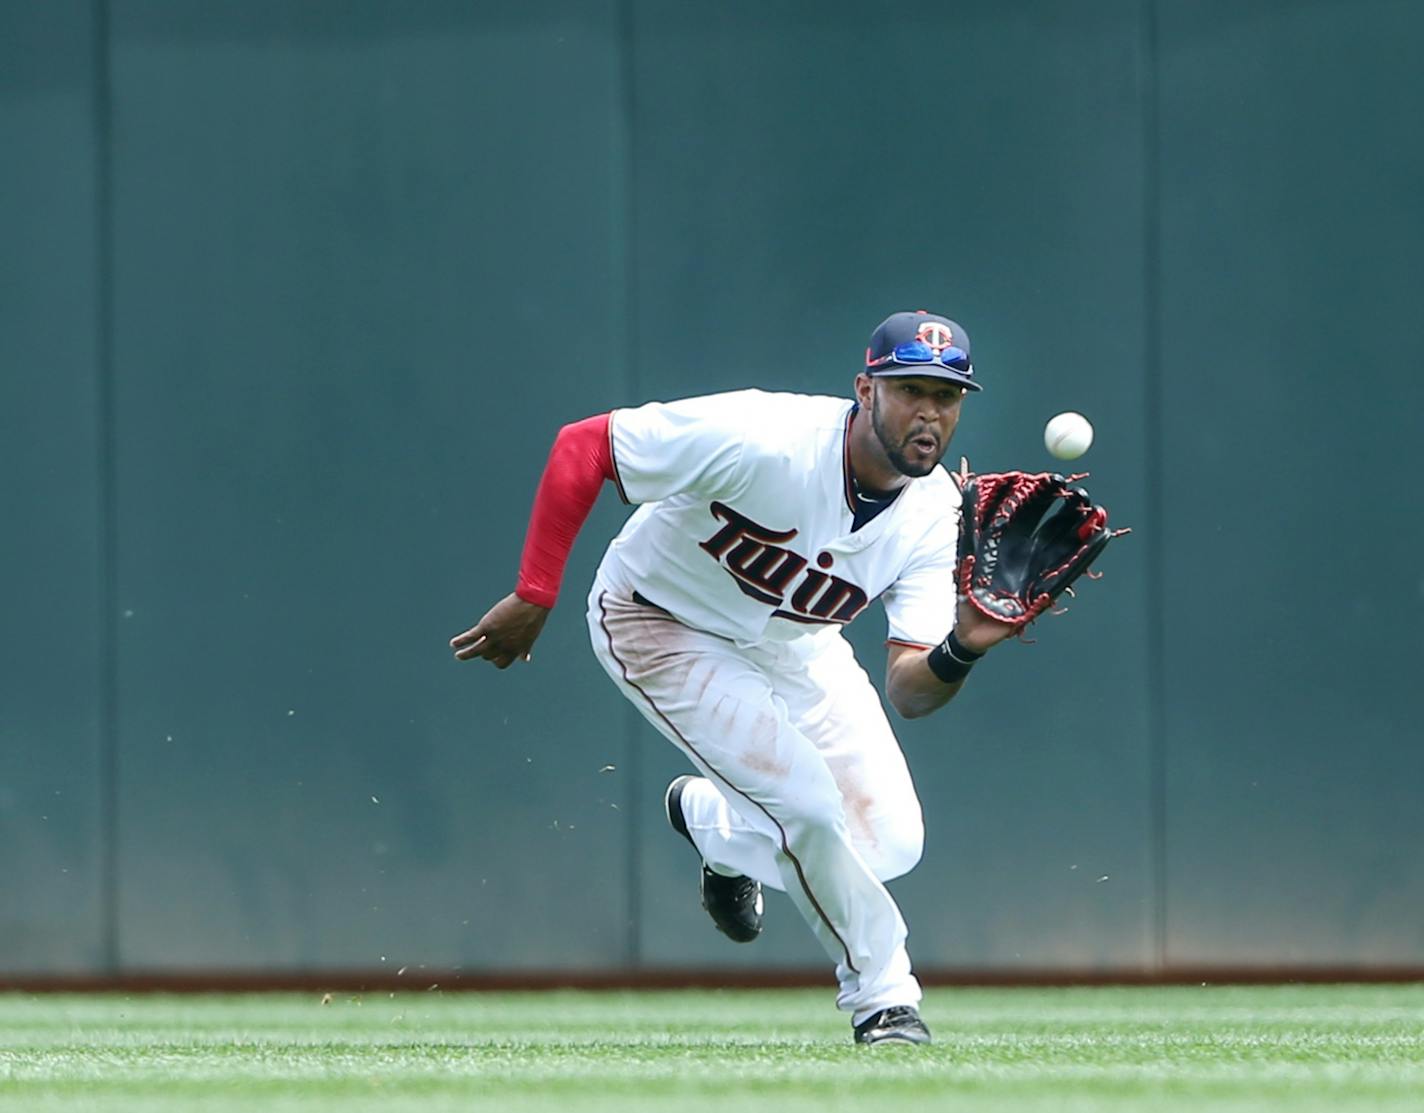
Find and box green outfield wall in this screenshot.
[3,0,1421,978]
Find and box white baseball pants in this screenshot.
[587,579,925,1018]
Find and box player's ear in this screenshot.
[854,372,875,408]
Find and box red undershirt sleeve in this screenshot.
[514,412,617,609]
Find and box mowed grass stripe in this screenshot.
[2,986,1423,1112]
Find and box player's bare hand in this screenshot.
[449,593,550,669]
[952,596,1017,654]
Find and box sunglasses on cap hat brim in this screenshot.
[865,340,982,390]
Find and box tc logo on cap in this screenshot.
[916,321,956,352]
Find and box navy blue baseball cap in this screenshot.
[864,310,981,392]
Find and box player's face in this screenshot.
[868,376,964,477]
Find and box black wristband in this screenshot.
[926,629,984,685]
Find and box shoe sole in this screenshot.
[857,1032,931,1047]
[854,1007,932,1046]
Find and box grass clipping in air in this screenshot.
[2,985,1423,1112]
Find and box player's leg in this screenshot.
[664,773,766,942]
[587,587,921,1022]
[670,776,783,889]
[776,631,929,1035]
[665,648,922,889]
[677,631,926,1022]
[588,588,822,890]
[775,631,925,884]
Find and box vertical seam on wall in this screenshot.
[616,0,642,968]
[1141,0,1168,975]
[93,0,119,974]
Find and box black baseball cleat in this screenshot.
[854,1006,932,1046]
[664,775,764,943]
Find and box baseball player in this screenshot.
[451,311,1017,1046]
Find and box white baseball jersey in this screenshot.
[598,389,961,649]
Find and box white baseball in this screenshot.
[1044,412,1093,460]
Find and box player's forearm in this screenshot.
[886,630,986,719]
[886,650,965,718]
[514,413,616,608]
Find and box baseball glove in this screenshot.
[953,465,1126,630]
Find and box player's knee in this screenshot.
[867,812,924,881]
[775,787,848,848]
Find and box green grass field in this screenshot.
[2,985,1422,1112]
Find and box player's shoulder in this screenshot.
[698,388,849,423]
[733,392,853,465]
[706,388,846,434]
[643,388,850,439]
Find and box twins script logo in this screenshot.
[698,502,869,625]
